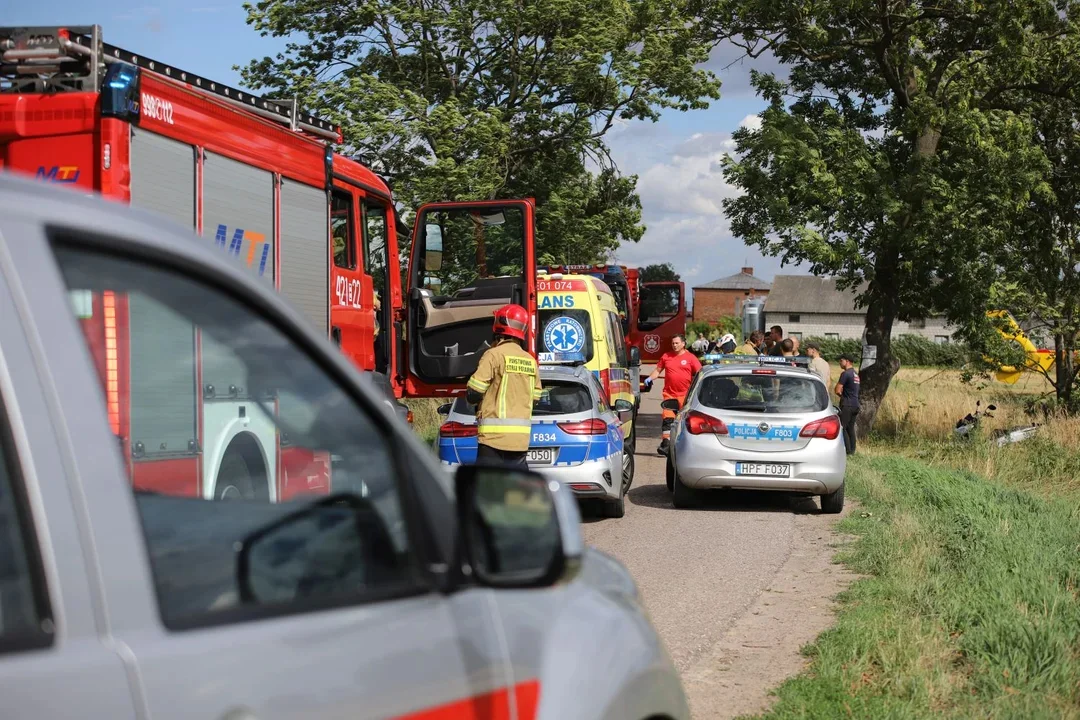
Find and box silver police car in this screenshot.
[437,363,635,518]
[663,355,847,512]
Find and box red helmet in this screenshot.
[493,304,529,341]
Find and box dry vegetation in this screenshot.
[864,366,1080,500]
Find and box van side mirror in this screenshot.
[454,465,582,589]
[629,346,641,366]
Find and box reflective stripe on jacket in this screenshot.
[467,341,542,452]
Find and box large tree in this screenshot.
[240,0,720,261]
[960,96,1080,412]
[708,0,1080,435]
[640,262,680,282]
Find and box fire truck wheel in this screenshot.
[215,436,269,501]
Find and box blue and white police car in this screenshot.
[436,354,636,518]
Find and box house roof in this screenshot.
[764,275,865,314]
[694,270,772,291]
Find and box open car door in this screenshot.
[634,281,686,363]
[403,199,537,396]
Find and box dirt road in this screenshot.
[581,375,856,719]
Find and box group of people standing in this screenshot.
[659,327,862,456]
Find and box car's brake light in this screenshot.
[752,368,776,375]
[557,419,608,435]
[686,410,728,435]
[800,415,841,440]
[439,421,477,438]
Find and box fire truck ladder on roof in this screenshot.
[0,25,341,141]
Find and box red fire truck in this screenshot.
[629,277,686,363]
[1,25,538,500]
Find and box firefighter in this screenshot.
[644,333,702,456]
[466,304,544,467]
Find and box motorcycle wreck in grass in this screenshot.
[954,400,1040,447]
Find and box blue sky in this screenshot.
[13,5,808,300]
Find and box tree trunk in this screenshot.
[855,279,901,439]
[1054,332,1075,409]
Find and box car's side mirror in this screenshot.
[660,398,681,412]
[629,346,641,366]
[614,399,634,412]
[437,402,453,416]
[454,465,582,589]
[236,493,402,605]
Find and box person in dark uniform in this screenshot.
[834,354,861,455]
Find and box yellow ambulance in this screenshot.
[536,272,639,452]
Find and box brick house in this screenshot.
[764,275,954,342]
[691,267,771,323]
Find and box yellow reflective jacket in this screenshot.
[466,341,543,452]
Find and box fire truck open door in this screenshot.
[635,281,686,363]
[403,199,537,397]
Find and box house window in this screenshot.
[791,332,802,341]
[825,333,840,341]
[788,314,800,323]
[935,335,949,344]
[910,318,926,329]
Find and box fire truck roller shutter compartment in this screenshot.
[128,128,198,463]
[201,150,278,501]
[279,178,330,336]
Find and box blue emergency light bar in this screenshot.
[702,353,813,369]
[538,351,587,365]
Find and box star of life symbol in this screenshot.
[544,316,585,353]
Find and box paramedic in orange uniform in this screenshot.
[644,333,702,456]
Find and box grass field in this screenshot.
[746,367,1080,719]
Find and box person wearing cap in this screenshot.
[644,333,702,455]
[466,304,544,467]
[834,354,861,455]
[805,342,831,387]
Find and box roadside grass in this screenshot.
[404,398,443,444]
[743,455,1080,720]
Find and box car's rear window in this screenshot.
[698,374,828,413]
[452,379,592,416]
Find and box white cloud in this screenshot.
[739,113,762,131]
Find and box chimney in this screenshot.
[741,266,754,276]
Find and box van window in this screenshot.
[52,245,423,630]
[605,312,628,366]
[539,309,594,362]
[0,394,53,653]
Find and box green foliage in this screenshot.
[239,0,720,263]
[953,95,1080,409]
[704,0,1080,430]
[747,455,1080,719]
[640,262,680,283]
[802,334,970,367]
[687,317,741,344]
